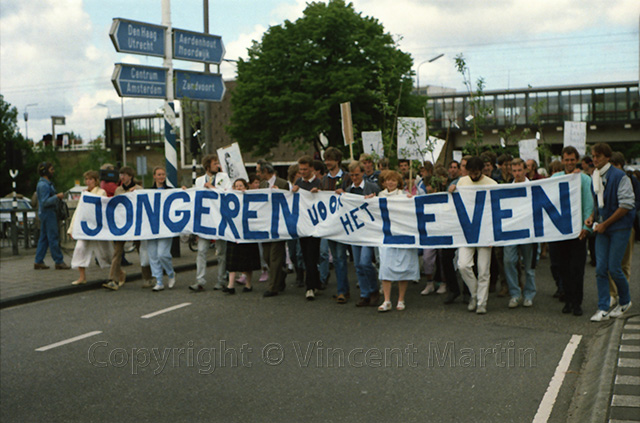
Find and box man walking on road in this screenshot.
[586,143,636,322]
[454,156,497,314]
[189,154,231,292]
[504,159,537,309]
[548,146,593,316]
[258,162,290,298]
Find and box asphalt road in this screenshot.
[2,250,638,423]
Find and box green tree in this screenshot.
[229,0,414,156]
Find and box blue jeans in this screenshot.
[327,240,349,294]
[503,244,536,301]
[595,229,631,311]
[352,245,378,298]
[318,238,330,284]
[148,238,174,284]
[287,239,305,270]
[35,212,63,264]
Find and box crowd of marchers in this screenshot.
[32,142,638,322]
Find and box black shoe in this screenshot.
[263,290,278,298]
[573,305,583,316]
[242,287,253,293]
[222,287,235,295]
[444,292,460,305]
[562,303,572,314]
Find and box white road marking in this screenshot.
[141,302,191,319]
[618,358,640,368]
[611,395,640,407]
[532,334,582,423]
[616,375,640,385]
[619,345,640,352]
[622,334,640,340]
[35,331,102,352]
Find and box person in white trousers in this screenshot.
[189,154,231,292]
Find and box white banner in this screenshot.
[72,174,582,248]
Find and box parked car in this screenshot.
[0,197,36,225]
[0,197,37,240]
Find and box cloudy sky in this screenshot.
[1,0,638,143]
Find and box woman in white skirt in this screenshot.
[68,170,114,285]
[377,170,420,312]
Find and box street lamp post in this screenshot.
[97,103,111,118]
[416,53,444,95]
[24,103,38,141]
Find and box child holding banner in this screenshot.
[377,170,420,312]
[222,179,261,294]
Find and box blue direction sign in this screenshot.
[175,70,225,102]
[110,18,166,57]
[112,64,167,99]
[173,28,225,64]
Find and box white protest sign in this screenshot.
[397,117,426,160]
[73,175,582,248]
[453,150,463,163]
[362,131,384,158]
[424,136,446,163]
[563,121,587,157]
[217,142,248,183]
[519,138,540,164]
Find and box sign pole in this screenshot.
[121,97,126,166]
[162,0,178,187]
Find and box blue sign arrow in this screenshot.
[173,28,225,64]
[112,64,167,99]
[174,70,225,102]
[110,18,166,57]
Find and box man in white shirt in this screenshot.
[455,156,498,314]
[189,154,231,291]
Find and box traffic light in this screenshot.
[190,122,201,156]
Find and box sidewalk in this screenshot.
[0,240,218,309]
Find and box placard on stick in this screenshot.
[563,121,587,157]
[362,131,384,158]
[217,142,248,182]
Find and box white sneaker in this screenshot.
[523,299,533,307]
[152,282,165,292]
[609,296,618,309]
[508,297,521,308]
[476,305,487,314]
[436,283,447,294]
[305,289,315,300]
[590,310,610,322]
[168,275,176,289]
[609,302,632,318]
[467,297,477,312]
[421,282,435,296]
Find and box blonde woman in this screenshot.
[377,170,420,312]
[68,171,114,285]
